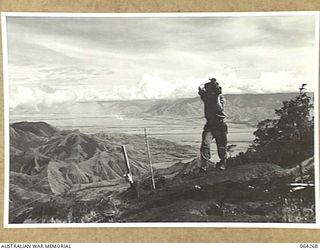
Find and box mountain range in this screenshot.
[12,92,313,126]
[9,121,197,222]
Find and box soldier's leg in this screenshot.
[200,127,214,170]
[215,123,228,170]
[216,133,227,160]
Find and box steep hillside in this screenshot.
[37,130,100,162]
[9,121,197,221]
[11,121,59,137]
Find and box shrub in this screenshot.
[250,86,314,166]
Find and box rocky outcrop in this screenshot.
[117,157,315,222]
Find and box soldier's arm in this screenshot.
[198,87,206,100]
[218,94,226,110]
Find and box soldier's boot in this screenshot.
[200,141,212,173]
[217,146,227,171]
[216,159,226,171]
[199,157,208,173]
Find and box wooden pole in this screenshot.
[144,128,156,190]
[121,145,134,187]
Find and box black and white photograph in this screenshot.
[2,12,319,227]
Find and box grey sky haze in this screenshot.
[5,14,317,111]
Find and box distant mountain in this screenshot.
[141,93,312,125]
[11,121,59,137]
[12,92,313,126]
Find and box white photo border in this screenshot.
[1,11,320,229]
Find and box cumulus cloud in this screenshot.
[9,86,77,111]
[130,73,203,99]
[118,71,315,100]
[211,70,314,94]
[5,15,317,112]
[10,69,315,112]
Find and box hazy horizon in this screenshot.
[10,91,313,117]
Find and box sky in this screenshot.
[5,14,317,111]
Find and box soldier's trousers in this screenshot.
[200,120,228,166]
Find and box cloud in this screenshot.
[10,86,77,111]
[39,84,56,94]
[129,71,314,98]
[10,68,316,112]
[5,14,317,113]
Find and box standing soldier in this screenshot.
[198,78,228,172]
